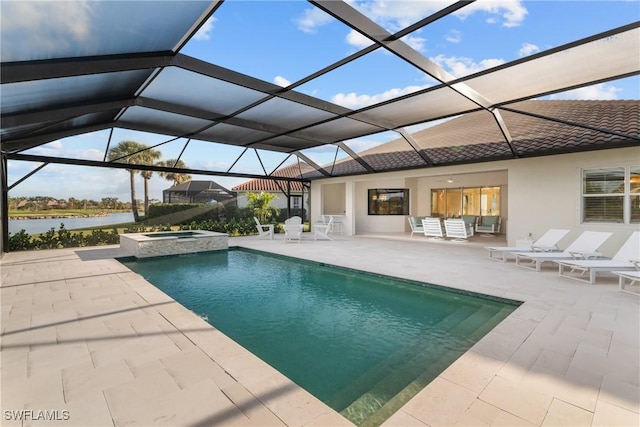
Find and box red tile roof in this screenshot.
[232,162,315,192]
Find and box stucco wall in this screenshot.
[236,191,308,212]
[507,147,640,255]
[310,147,639,253]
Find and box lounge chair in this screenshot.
[444,218,473,242]
[555,232,640,284]
[476,216,501,235]
[408,216,426,236]
[254,217,274,240]
[615,269,640,295]
[283,216,303,243]
[422,218,444,239]
[514,231,612,271]
[315,216,333,241]
[486,228,570,262]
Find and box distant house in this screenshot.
[163,180,236,206]
[232,163,313,217]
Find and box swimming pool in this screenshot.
[119,248,519,426]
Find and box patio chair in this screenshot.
[514,231,612,271]
[283,216,303,243]
[461,215,478,235]
[444,218,473,242]
[476,216,501,236]
[315,216,333,241]
[254,217,274,240]
[615,268,640,295]
[408,216,426,236]
[486,228,570,262]
[555,232,640,284]
[422,218,444,239]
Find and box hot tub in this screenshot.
[119,230,227,258]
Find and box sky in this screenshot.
[5,0,639,203]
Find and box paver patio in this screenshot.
[1,233,638,426]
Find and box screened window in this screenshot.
[582,167,638,223]
[368,189,409,215]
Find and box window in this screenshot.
[368,189,409,215]
[292,196,302,209]
[582,166,638,224]
[631,166,640,223]
[431,186,500,218]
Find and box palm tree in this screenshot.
[158,159,191,186]
[138,149,162,216]
[107,140,151,222]
[246,191,278,223]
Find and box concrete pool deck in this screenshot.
[1,234,638,426]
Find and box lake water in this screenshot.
[8,212,135,235]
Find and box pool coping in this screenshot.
[1,235,639,426]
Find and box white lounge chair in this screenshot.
[422,218,444,239]
[254,217,274,240]
[615,269,640,295]
[555,232,640,284]
[444,218,473,242]
[283,216,303,243]
[486,228,570,262]
[514,231,612,271]
[315,216,333,241]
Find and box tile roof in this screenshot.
[302,100,639,178]
[232,163,315,192]
[164,180,234,195]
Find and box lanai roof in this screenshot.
[1,1,639,184]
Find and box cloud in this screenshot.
[348,0,527,31]
[346,30,373,49]
[431,54,505,78]
[400,34,426,52]
[445,30,462,44]
[193,16,216,41]
[455,1,528,27]
[332,84,428,109]
[1,1,93,61]
[349,0,447,31]
[549,83,621,100]
[518,42,540,58]
[28,140,104,161]
[344,26,425,52]
[342,137,390,153]
[274,76,292,87]
[294,7,334,34]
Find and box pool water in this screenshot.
[120,249,519,426]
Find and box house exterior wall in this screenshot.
[310,147,639,256]
[508,147,639,255]
[236,191,309,215]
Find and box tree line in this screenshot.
[9,196,130,211]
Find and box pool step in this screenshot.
[356,306,514,427]
[324,305,476,412]
[337,305,512,426]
